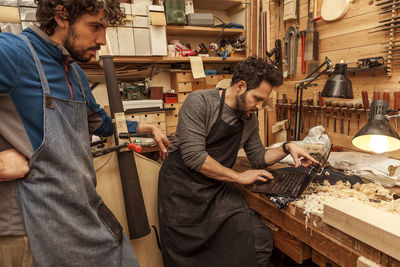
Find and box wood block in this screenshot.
[357,256,383,267]
[273,228,312,264]
[323,199,400,261]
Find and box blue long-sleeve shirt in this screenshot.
[0,25,137,150]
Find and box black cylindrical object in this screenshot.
[101,55,150,239]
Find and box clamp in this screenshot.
[283,26,298,78]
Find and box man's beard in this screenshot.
[235,92,253,121]
[64,27,100,62]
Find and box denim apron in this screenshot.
[16,35,139,267]
[158,89,258,267]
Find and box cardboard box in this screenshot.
[134,27,151,55]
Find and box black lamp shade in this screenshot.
[321,63,353,99]
[352,100,400,153]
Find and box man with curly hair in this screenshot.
[158,57,319,266]
[0,0,167,266]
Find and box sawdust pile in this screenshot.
[295,181,400,219]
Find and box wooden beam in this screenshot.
[227,3,246,16]
[323,199,400,261]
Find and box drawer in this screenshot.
[178,92,190,103]
[166,114,179,126]
[166,126,176,136]
[139,113,163,123]
[177,82,192,93]
[153,122,166,131]
[151,112,165,122]
[192,78,205,91]
[205,75,219,85]
[164,103,180,110]
[125,114,140,121]
[174,72,193,83]
[218,74,232,80]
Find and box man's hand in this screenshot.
[137,123,171,160]
[151,126,170,160]
[0,149,29,181]
[286,143,320,167]
[236,169,273,185]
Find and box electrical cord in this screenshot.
[95,152,114,172]
[213,16,227,45]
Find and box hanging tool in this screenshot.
[325,100,332,129]
[313,91,318,124]
[332,101,339,133]
[378,2,400,10]
[383,90,390,104]
[319,92,324,126]
[300,31,307,73]
[304,0,315,62]
[283,26,298,78]
[379,6,400,15]
[346,103,354,136]
[307,98,313,129]
[377,0,400,6]
[380,16,400,24]
[369,24,400,34]
[338,102,346,134]
[92,142,143,158]
[373,90,380,101]
[394,91,400,131]
[266,39,283,74]
[355,103,362,130]
[362,90,370,110]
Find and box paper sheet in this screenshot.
[149,12,166,26]
[0,6,20,23]
[189,57,206,79]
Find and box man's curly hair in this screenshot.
[35,0,126,35]
[231,57,283,90]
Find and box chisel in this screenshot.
[394,91,400,131]
[339,102,346,134]
[332,101,339,133]
[325,100,332,129]
[346,103,354,136]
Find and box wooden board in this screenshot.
[323,199,400,261]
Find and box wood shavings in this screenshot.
[295,181,400,224]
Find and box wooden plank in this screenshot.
[323,199,400,261]
[312,249,341,267]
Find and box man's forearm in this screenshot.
[198,155,240,183]
[263,145,288,165]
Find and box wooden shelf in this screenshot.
[166,25,244,37]
[85,56,245,65]
[193,0,245,10]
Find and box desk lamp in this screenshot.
[293,58,354,140]
[352,100,400,153]
[321,63,353,99]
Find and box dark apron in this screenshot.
[16,35,138,267]
[158,89,258,267]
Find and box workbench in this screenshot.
[233,157,400,267]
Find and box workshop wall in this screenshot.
[267,0,400,158]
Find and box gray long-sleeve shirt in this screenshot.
[169,87,268,171]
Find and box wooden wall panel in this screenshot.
[266,0,400,158]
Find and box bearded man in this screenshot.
[157,57,318,267]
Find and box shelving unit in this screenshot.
[85,56,245,65]
[192,0,245,11]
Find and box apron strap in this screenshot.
[18,34,50,96]
[217,89,227,121]
[70,63,87,102]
